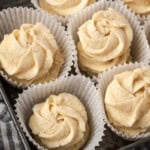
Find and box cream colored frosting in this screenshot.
[0,23,64,85]
[39,0,95,16]
[77,8,133,75]
[29,93,89,150]
[123,0,150,15]
[105,67,150,135]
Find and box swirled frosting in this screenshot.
[123,0,150,15]
[39,0,95,16]
[29,93,89,150]
[0,23,64,85]
[105,67,150,135]
[77,8,133,75]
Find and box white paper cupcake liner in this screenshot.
[67,0,150,79]
[0,7,75,88]
[98,62,150,141]
[144,16,150,48]
[15,75,105,150]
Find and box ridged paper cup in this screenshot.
[15,75,105,150]
[98,62,150,141]
[67,0,150,79]
[144,16,150,47]
[0,7,75,88]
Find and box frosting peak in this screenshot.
[29,93,89,149]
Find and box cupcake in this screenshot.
[98,62,150,140]
[67,0,150,78]
[77,8,133,76]
[0,7,75,88]
[31,0,96,23]
[123,0,150,16]
[0,23,64,86]
[15,75,105,149]
[29,93,89,150]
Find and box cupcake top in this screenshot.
[39,0,95,17]
[77,8,133,75]
[29,93,89,150]
[105,67,150,135]
[123,0,150,15]
[0,23,64,85]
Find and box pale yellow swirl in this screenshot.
[39,0,95,16]
[29,93,89,150]
[77,8,133,75]
[123,0,150,15]
[0,23,64,84]
[105,67,150,135]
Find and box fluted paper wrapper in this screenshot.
[15,75,105,150]
[98,62,150,141]
[67,0,150,78]
[0,7,75,88]
[144,16,150,49]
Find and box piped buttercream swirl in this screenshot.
[105,67,150,135]
[29,93,89,150]
[77,8,133,75]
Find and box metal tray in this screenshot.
[0,0,150,150]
